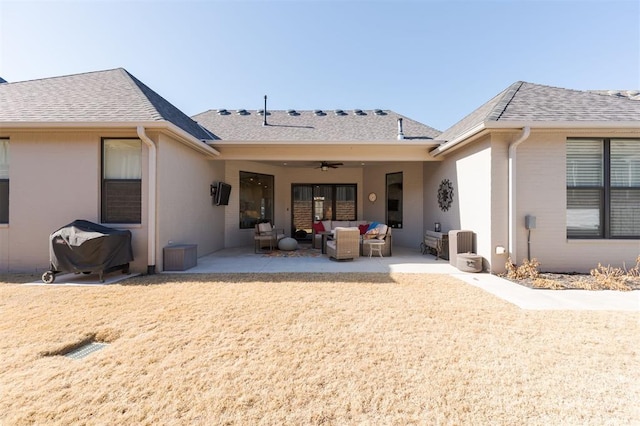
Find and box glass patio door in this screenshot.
[291,184,356,241]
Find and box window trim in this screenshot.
[567,138,640,239]
[385,171,403,229]
[0,139,8,224]
[239,171,275,230]
[101,138,142,224]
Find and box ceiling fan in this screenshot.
[316,161,344,171]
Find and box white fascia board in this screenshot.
[158,122,220,157]
[430,120,640,157]
[0,121,220,158]
[206,139,440,146]
[483,120,640,130]
[430,123,486,157]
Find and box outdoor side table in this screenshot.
[363,239,385,258]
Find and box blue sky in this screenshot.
[1,0,638,131]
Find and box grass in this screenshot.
[1,272,639,425]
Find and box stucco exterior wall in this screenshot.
[155,133,225,271]
[1,130,148,273]
[424,137,493,270]
[364,162,423,248]
[489,133,513,274]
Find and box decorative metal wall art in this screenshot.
[438,179,454,211]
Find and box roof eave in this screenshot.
[430,123,487,157]
[0,120,220,158]
[206,139,440,146]
[431,120,640,157]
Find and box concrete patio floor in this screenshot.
[186,245,458,274]
[184,245,639,312]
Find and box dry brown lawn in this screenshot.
[1,273,638,425]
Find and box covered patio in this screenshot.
[183,245,458,274]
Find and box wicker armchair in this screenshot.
[254,223,285,253]
[326,227,360,261]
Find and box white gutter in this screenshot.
[136,126,157,274]
[508,126,531,260]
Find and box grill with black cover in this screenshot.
[42,219,133,283]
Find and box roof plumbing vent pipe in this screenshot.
[397,118,404,140]
[262,95,268,126]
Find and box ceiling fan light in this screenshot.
[321,165,328,171]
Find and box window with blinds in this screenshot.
[611,140,640,237]
[102,138,142,224]
[0,139,8,224]
[567,138,639,238]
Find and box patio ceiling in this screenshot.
[206,141,443,162]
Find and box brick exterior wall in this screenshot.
[293,201,312,231]
[335,200,355,221]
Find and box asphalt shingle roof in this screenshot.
[438,81,640,142]
[192,109,441,142]
[0,68,213,141]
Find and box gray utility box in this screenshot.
[163,244,197,271]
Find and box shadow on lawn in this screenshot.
[120,272,399,286]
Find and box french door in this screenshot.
[291,184,357,241]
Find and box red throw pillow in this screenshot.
[358,224,369,235]
[312,222,325,233]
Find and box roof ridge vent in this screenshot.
[287,109,300,116]
[217,109,230,115]
[354,109,366,116]
[334,109,347,116]
[314,110,326,116]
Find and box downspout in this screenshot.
[136,126,157,274]
[508,126,531,261]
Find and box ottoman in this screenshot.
[278,237,298,251]
[456,253,482,273]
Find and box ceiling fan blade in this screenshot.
[316,161,344,169]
